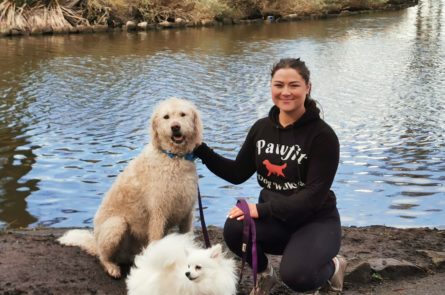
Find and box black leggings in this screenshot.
[223,207,341,292]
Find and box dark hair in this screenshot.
[271,58,314,107]
[270,58,310,84]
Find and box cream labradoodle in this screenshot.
[58,97,203,278]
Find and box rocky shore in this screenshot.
[122,0,418,34]
[1,225,444,294]
[0,0,419,38]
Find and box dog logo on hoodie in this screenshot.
[262,159,287,177]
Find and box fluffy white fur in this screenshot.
[58,97,203,278]
[126,233,237,295]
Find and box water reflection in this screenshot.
[0,0,444,229]
[384,0,445,214]
[0,92,39,227]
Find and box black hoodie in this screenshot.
[194,101,339,228]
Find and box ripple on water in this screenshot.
[0,3,444,228]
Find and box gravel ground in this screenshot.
[1,225,444,295]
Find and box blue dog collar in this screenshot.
[162,150,197,161]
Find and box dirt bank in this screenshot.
[1,225,444,294]
[0,0,419,37]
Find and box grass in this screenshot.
[371,271,384,282]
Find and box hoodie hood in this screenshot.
[268,99,321,129]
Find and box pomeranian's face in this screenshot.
[185,262,204,281]
[184,244,222,282]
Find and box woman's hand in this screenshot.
[227,203,258,220]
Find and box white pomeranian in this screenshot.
[126,233,237,295]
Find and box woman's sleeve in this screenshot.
[194,129,257,184]
[256,129,339,222]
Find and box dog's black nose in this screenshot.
[171,124,181,132]
[185,271,190,278]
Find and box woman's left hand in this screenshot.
[227,203,258,220]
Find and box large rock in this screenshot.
[126,21,137,31]
[200,19,216,26]
[29,28,43,35]
[282,14,300,21]
[417,250,445,269]
[345,259,373,284]
[137,22,148,31]
[159,21,174,29]
[368,258,426,280]
[174,18,187,27]
[346,257,427,284]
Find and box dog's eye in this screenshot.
[180,112,186,117]
[195,265,201,271]
[163,115,169,119]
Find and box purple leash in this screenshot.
[236,198,258,290]
[198,186,211,248]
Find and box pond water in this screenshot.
[0,0,444,229]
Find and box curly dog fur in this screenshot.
[58,97,203,278]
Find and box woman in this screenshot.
[194,58,347,294]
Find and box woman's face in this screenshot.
[271,68,311,116]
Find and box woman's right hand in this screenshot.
[227,203,259,221]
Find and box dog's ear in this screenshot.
[192,108,203,146]
[210,244,222,259]
[150,112,161,149]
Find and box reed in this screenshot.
[195,0,234,19]
[82,0,113,24]
[26,0,74,33]
[0,0,29,34]
[134,0,233,23]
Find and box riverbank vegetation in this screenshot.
[0,0,418,36]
